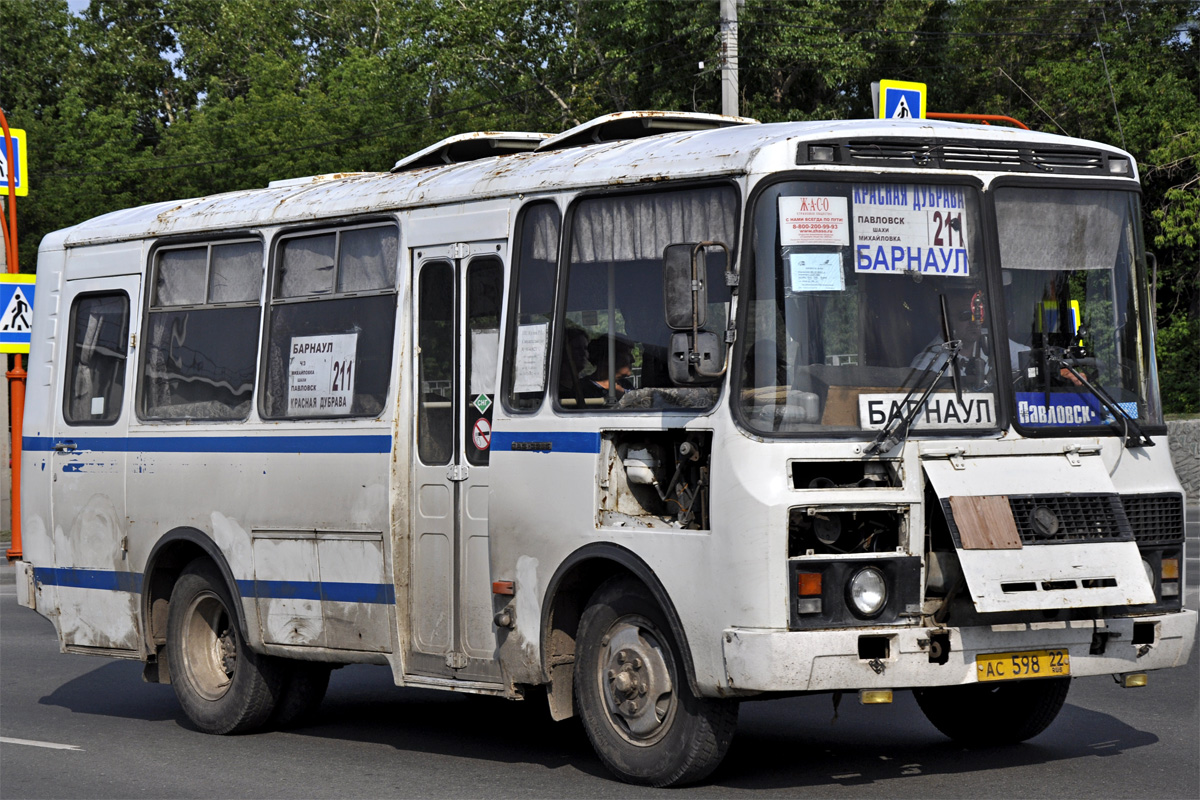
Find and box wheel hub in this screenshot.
[599,617,675,744]
[182,592,236,701]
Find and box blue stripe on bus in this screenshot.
[22,435,393,455]
[31,567,395,605]
[32,567,144,593]
[490,431,601,453]
[236,579,396,605]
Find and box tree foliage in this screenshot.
[1,0,1196,411]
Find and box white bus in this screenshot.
[14,111,1195,786]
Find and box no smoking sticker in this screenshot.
[472,417,492,451]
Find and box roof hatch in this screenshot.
[535,111,758,152]
[391,131,550,172]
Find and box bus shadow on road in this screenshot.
[294,664,606,777]
[39,660,180,723]
[37,661,1160,789]
[711,690,1160,790]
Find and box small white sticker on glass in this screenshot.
[788,253,844,292]
[91,397,105,416]
[469,328,500,395]
[779,196,850,246]
[513,322,549,393]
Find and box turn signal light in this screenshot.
[859,689,893,704]
[798,573,823,596]
[1161,558,1179,580]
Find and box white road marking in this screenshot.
[0,736,84,751]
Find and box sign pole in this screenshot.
[1,106,25,561]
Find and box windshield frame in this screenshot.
[988,175,1165,440]
[732,170,1005,440]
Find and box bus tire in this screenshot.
[914,677,1070,746]
[271,661,332,728]
[574,576,738,786]
[166,559,282,734]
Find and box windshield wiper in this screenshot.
[1050,353,1153,449]
[867,297,962,455]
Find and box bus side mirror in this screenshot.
[669,331,723,383]
[663,242,728,384]
[663,244,707,330]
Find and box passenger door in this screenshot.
[410,243,506,682]
[51,274,141,652]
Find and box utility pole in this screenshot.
[720,0,739,117]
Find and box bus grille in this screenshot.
[1120,493,1185,545]
[1007,494,1132,545]
[799,138,1127,175]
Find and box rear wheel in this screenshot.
[271,661,332,728]
[914,677,1070,745]
[574,577,738,786]
[167,560,282,734]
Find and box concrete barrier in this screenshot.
[1168,419,1200,501]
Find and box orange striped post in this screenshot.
[1,106,25,561]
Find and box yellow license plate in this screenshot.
[976,649,1070,682]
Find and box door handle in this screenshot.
[54,440,77,453]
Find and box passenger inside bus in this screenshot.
[586,336,635,400]
[558,325,594,405]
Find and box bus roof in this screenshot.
[50,116,1136,248]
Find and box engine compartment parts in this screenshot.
[789,506,904,557]
[599,430,713,530]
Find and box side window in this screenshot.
[503,202,560,412]
[558,186,737,410]
[64,292,130,425]
[466,257,503,466]
[141,240,263,420]
[262,223,398,419]
[417,262,454,464]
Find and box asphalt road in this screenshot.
[2,513,1197,799]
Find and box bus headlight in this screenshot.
[847,567,888,618]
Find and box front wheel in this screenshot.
[574,577,738,786]
[914,677,1070,746]
[167,559,282,734]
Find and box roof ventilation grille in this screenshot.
[800,138,1120,175]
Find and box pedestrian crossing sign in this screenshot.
[877,80,926,120]
[0,128,29,197]
[0,274,36,353]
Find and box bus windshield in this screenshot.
[739,180,999,435]
[996,186,1163,433]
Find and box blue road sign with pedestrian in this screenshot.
[878,80,926,120]
[0,275,36,353]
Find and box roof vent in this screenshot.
[391,132,550,172]
[535,111,758,153]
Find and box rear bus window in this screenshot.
[261,223,399,419]
[141,240,264,420]
[65,292,130,425]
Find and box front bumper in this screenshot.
[722,609,1197,692]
